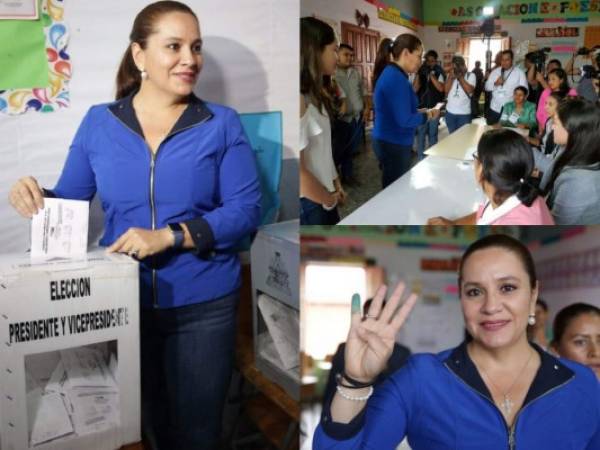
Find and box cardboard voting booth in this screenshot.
[251,220,299,400]
[0,250,140,450]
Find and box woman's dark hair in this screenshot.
[300,16,336,117]
[425,49,438,60]
[548,68,571,98]
[552,302,600,345]
[115,1,198,100]
[458,234,537,290]
[536,298,548,311]
[514,85,528,96]
[548,91,564,104]
[372,34,422,88]
[476,128,540,207]
[545,98,600,194]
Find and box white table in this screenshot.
[340,124,486,225]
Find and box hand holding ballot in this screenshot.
[8,176,45,218]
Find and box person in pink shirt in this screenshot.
[428,129,555,225]
[536,68,577,132]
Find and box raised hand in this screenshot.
[344,283,418,383]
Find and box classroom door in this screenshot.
[340,21,380,94]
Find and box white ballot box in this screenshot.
[0,250,140,450]
[251,220,299,400]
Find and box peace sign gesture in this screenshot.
[344,283,418,384]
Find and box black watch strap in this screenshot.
[168,222,185,249]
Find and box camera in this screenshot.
[581,65,599,80]
[527,48,551,72]
[451,56,466,78]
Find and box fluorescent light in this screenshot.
[483,6,494,16]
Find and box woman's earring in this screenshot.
[140,69,148,80]
[528,314,536,326]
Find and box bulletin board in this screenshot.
[584,26,600,48]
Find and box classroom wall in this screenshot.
[301,0,418,40]
[0,0,299,253]
[530,227,600,330]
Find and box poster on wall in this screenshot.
[0,0,38,19]
[536,27,580,38]
[0,0,70,114]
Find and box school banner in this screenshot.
[424,0,600,24]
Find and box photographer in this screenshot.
[444,55,476,133]
[413,50,445,159]
[574,48,600,103]
[525,51,560,105]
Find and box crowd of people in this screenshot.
[300,16,600,225]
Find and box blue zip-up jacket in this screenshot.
[373,64,426,146]
[48,93,261,308]
[314,342,600,449]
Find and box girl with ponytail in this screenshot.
[428,129,554,225]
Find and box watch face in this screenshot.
[169,222,183,232]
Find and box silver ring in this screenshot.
[364,314,376,319]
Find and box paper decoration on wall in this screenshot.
[584,26,600,49]
[364,0,422,30]
[355,9,370,28]
[0,12,48,90]
[537,247,600,290]
[0,0,70,115]
[536,27,580,38]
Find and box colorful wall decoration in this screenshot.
[364,0,423,30]
[0,0,70,115]
[536,26,580,37]
[424,0,600,24]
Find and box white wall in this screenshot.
[531,227,600,328]
[301,0,417,39]
[0,0,299,253]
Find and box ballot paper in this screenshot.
[30,198,89,260]
[25,345,120,446]
[257,293,299,370]
[27,390,74,446]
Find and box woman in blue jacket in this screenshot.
[8,2,261,449]
[314,234,599,449]
[371,34,440,188]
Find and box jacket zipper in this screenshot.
[108,110,210,308]
[444,362,574,450]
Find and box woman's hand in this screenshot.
[344,284,418,383]
[427,216,455,225]
[107,227,174,259]
[8,176,45,218]
[516,123,528,129]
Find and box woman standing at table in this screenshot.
[535,68,577,132]
[299,16,346,225]
[371,34,440,189]
[8,2,261,448]
[544,98,600,224]
[499,86,537,136]
[313,234,600,449]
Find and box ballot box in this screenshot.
[250,220,300,400]
[0,250,140,450]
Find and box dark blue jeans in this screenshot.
[372,138,413,189]
[445,112,472,134]
[415,116,440,160]
[340,118,363,179]
[141,291,239,450]
[300,197,340,225]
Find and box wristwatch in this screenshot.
[167,222,185,250]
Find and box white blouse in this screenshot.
[300,102,337,195]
